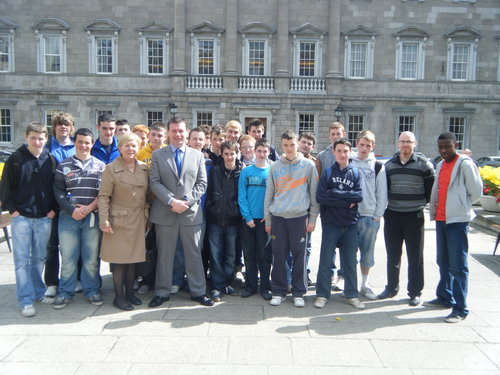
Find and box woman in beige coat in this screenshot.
[98,133,149,311]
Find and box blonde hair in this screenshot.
[51,112,75,137]
[225,120,242,133]
[238,134,255,145]
[357,130,376,144]
[329,121,345,133]
[118,132,141,148]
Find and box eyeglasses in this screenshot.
[398,140,415,145]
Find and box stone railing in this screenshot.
[238,76,274,91]
[290,78,326,93]
[186,75,223,90]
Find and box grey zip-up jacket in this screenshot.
[429,154,482,223]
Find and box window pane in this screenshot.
[350,43,367,78]
[147,111,163,127]
[148,39,163,74]
[248,40,265,76]
[401,43,418,79]
[348,115,364,145]
[196,111,213,126]
[97,38,113,73]
[44,37,61,72]
[299,42,316,77]
[0,36,9,71]
[452,44,469,80]
[197,40,214,75]
[298,113,315,134]
[398,115,416,135]
[0,108,12,142]
[449,117,466,149]
[44,109,61,137]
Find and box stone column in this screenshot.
[275,0,289,76]
[172,0,186,75]
[326,0,342,77]
[224,0,238,75]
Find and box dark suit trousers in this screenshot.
[383,209,425,298]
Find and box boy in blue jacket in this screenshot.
[314,138,364,309]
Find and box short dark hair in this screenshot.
[437,132,457,143]
[74,128,94,143]
[299,132,316,145]
[281,129,297,141]
[333,138,352,150]
[255,138,270,150]
[150,122,166,132]
[210,125,226,138]
[199,124,212,136]
[97,113,115,125]
[189,127,204,139]
[116,119,129,126]
[247,118,265,133]
[167,116,187,130]
[25,122,48,137]
[221,140,238,153]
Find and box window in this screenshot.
[347,115,364,145]
[44,109,62,136]
[449,116,467,149]
[147,111,163,126]
[33,18,70,74]
[195,111,214,126]
[342,26,376,79]
[398,115,416,135]
[445,27,480,82]
[137,22,172,76]
[0,108,12,143]
[293,39,322,77]
[297,113,316,134]
[147,39,164,74]
[248,40,266,76]
[196,39,215,75]
[240,22,273,77]
[396,41,425,80]
[85,19,121,74]
[187,21,224,77]
[0,34,14,72]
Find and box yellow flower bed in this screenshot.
[479,166,500,200]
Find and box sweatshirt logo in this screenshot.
[331,177,354,189]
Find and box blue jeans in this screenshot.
[357,216,380,268]
[316,223,359,299]
[58,212,101,298]
[11,215,52,308]
[436,221,469,317]
[208,224,238,290]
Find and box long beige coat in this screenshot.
[98,157,149,264]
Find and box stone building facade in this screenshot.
[1,0,499,157]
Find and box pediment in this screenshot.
[342,25,378,37]
[393,25,429,38]
[239,22,274,34]
[136,21,173,34]
[187,21,225,34]
[445,26,481,39]
[0,17,18,32]
[85,19,121,32]
[290,23,326,36]
[32,18,71,31]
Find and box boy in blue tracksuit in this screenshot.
[314,138,364,309]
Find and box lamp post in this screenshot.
[169,102,178,119]
[334,104,344,122]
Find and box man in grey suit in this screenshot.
[148,117,214,307]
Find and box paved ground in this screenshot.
[0,210,499,374]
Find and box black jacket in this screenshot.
[0,145,56,217]
[205,161,243,226]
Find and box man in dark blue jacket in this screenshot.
[91,113,119,164]
[314,138,364,310]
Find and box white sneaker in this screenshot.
[314,297,327,309]
[360,286,377,300]
[36,296,54,304]
[21,305,36,317]
[269,296,285,306]
[293,297,305,308]
[74,281,82,293]
[44,285,57,298]
[171,285,180,294]
[345,298,365,309]
[137,285,149,295]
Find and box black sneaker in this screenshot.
[89,294,104,306]
[53,296,72,310]
[241,288,255,298]
[261,290,272,300]
[211,289,222,302]
[224,285,239,296]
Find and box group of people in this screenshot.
[0,112,483,324]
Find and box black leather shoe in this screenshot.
[191,295,214,306]
[126,293,142,306]
[241,288,256,298]
[113,297,133,311]
[148,295,169,308]
[409,296,421,306]
[378,289,398,300]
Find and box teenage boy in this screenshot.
[44,112,76,298]
[427,132,482,323]
[314,138,364,309]
[225,120,242,142]
[247,118,278,161]
[91,113,119,164]
[115,119,131,136]
[0,122,57,317]
[239,135,256,166]
[53,128,106,309]
[351,130,387,300]
[317,122,346,170]
[264,130,319,308]
[206,141,243,301]
[137,122,166,166]
[207,125,225,165]
[298,132,321,285]
[238,138,272,300]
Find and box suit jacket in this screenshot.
[149,145,207,226]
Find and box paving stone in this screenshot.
[0,335,26,361]
[128,364,268,375]
[473,327,500,343]
[226,337,293,365]
[208,320,310,337]
[165,302,263,321]
[269,366,412,375]
[0,362,80,375]
[75,362,132,375]
[0,318,106,336]
[101,319,210,336]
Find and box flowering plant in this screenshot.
[479,166,500,202]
